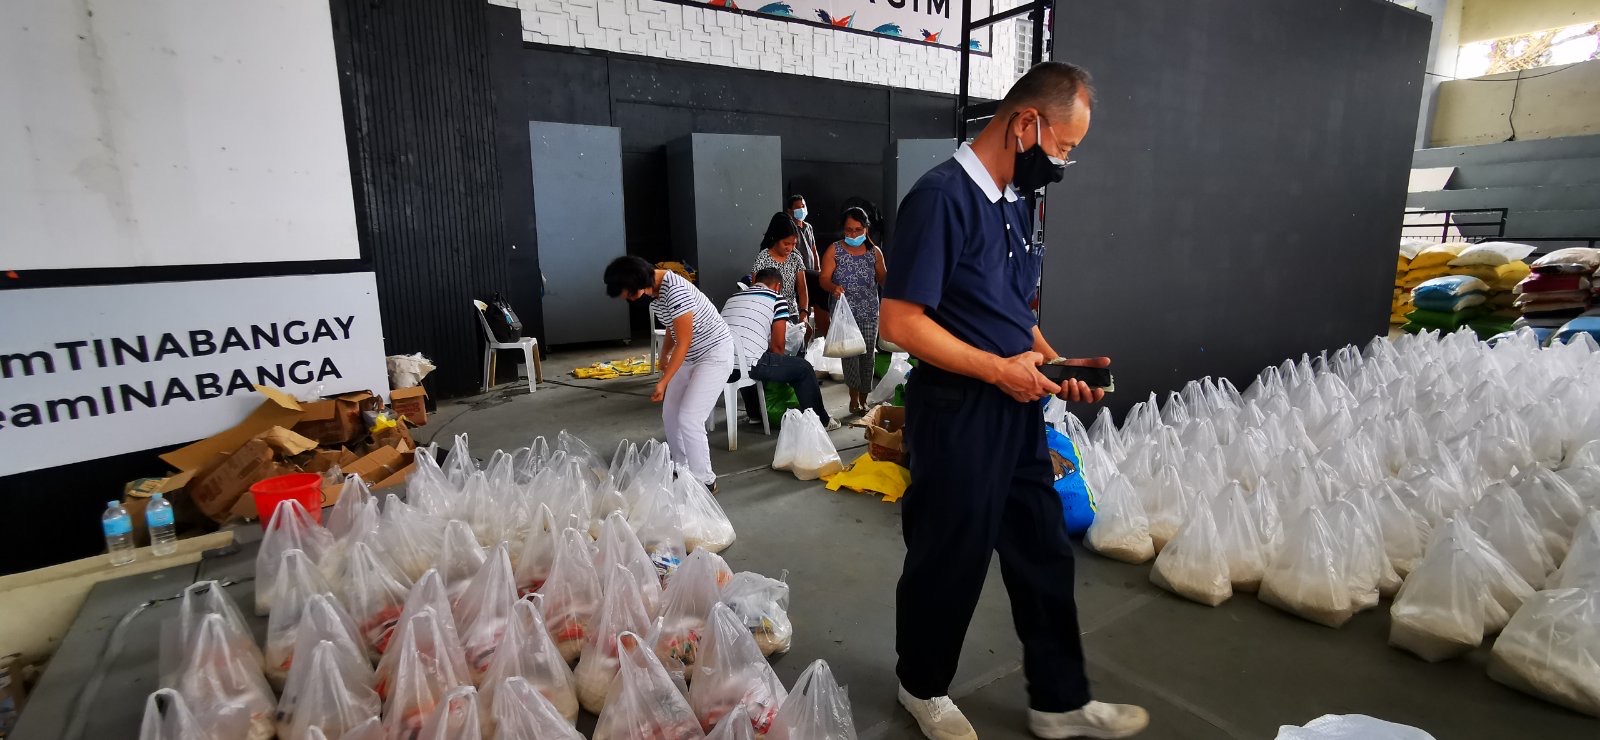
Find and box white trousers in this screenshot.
[663,343,734,486]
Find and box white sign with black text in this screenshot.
[0,273,389,476]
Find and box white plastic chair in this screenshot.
[650,327,667,373]
[706,343,768,451]
[474,300,541,394]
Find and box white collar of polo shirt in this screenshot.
[953,142,1020,204]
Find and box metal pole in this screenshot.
[958,0,973,141]
[1030,1,1047,67]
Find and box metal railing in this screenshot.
[1400,208,1507,242]
[1401,208,1599,256]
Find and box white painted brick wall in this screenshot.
[489,0,1028,100]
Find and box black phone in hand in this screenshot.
[1039,362,1114,391]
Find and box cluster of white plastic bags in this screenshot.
[1079,328,1600,716]
[772,410,843,481]
[142,431,853,738]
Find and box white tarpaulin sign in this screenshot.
[0,273,389,476]
[665,0,994,52]
[1,0,359,271]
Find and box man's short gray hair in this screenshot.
[1000,61,1096,118]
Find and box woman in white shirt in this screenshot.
[604,256,734,492]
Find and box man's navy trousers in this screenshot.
[895,363,1092,712]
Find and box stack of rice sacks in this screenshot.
[1397,242,1461,332]
[1401,242,1533,338]
[1518,247,1600,345]
[1405,275,1490,335]
[1443,242,1533,339]
[1391,243,1424,327]
[1396,242,1462,297]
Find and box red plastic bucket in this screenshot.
[251,473,325,529]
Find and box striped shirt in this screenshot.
[752,248,804,323]
[652,271,733,363]
[721,286,791,365]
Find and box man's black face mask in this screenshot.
[1013,113,1070,194]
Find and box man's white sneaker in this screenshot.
[1029,701,1149,739]
[825,418,844,432]
[898,685,979,740]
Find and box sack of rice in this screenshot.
[1530,247,1600,275]
[1410,242,1468,270]
[1547,511,1600,591]
[1467,486,1557,589]
[1259,508,1355,628]
[1448,241,1535,268]
[1388,520,1494,662]
[1213,483,1267,592]
[1085,475,1154,564]
[1149,500,1233,606]
[1412,276,1490,313]
[1487,587,1600,718]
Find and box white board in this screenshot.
[0,273,388,476]
[0,0,359,270]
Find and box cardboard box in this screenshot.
[389,386,428,426]
[292,391,378,446]
[373,461,415,491]
[159,386,303,475]
[255,426,319,457]
[145,387,423,524]
[345,444,408,486]
[855,404,906,463]
[298,448,360,475]
[371,418,415,452]
[187,439,290,521]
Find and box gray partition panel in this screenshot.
[667,133,783,308]
[1039,0,1430,417]
[530,122,630,345]
[885,138,957,249]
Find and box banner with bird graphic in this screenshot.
[663,0,994,52]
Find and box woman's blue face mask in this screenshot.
[843,234,867,247]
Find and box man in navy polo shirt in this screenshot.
[881,62,1147,739]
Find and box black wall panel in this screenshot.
[510,48,613,127]
[1040,0,1429,416]
[332,0,521,397]
[505,42,961,299]
[487,6,543,367]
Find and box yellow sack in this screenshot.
[1400,265,1452,288]
[823,453,911,503]
[1492,261,1531,291]
[1396,255,1411,272]
[572,357,651,380]
[1410,242,1469,269]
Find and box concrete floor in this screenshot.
[420,345,1597,740]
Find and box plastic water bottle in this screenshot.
[102,500,135,566]
[146,493,177,556]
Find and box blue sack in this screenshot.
[1555,314,1600,346]
[1411,275,1489,313]
[1044,426,1097,535]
